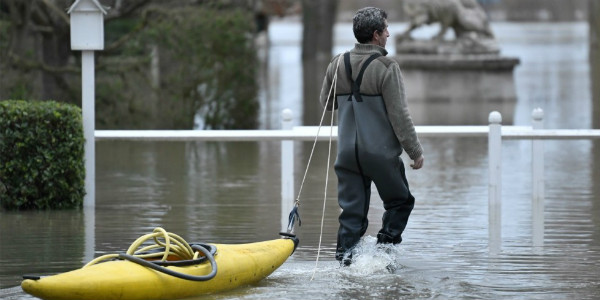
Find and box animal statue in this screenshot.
[401,0,494,41]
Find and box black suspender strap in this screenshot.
[343,52,353,92]
[343,52,381,102]
[356,53,381,90]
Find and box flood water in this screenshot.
[1,22,599,299]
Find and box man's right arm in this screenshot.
[319,54,342,111]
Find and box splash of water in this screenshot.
[345,236,404,275]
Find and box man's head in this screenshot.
[353,7,389,47]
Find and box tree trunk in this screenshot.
[591,1,600,220]
[301,0,338,125]
[41,29,73,103]
[592,0,600,245]
[1,0,73,102]
[590,0,600,129]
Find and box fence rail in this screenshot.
[95,127,600,141]
[95,126,536,141]
[95,109,600,254]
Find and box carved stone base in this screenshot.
[393,53,520,125]
[396,37,500,55]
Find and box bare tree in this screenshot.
[301,0,338,125]
[1,0,76,101]
[1,0,264,129]
[0,0,155,102]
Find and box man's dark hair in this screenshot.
[353,7,388,44]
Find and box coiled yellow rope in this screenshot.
[84,227,200,268]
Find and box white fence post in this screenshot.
[82,51,96,263]
[488,111,502,254]
[532,108,545,247]
[281,109,294,232]
[82,51,96,208]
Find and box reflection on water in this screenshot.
[1,22,599,299]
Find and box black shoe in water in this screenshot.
[385,263,397,273]
[336,251,353,267]
[341,257,352,267]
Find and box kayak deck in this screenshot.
[22,228,298,300]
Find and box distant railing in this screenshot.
[96,108,600,254]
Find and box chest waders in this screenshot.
[334,52,415,265]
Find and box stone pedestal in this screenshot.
[394,40,520,125]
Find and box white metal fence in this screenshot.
[96,108,600,253]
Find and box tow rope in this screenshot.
[84,227,217,281]
[285,53,343,280]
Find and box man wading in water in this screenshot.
[319,7,425,266]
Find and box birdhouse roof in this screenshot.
[67,0,108,14]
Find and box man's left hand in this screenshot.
[411,155,424,170]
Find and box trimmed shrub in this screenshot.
[0,100,85,210]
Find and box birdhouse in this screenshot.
[68,0,108,50]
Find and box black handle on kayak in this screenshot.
[118,244,217,281]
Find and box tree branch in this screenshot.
[5,0,24,26]
[39,0,70,25]
[103,6,168,54]
[8,49,153,78]
[105,0,152,20]
[7,51,80,74]
[30,24,55,33]
[97,56,149,74]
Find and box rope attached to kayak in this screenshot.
[282,53,343,280]
[84,227,217,281]
[287,205,301,232]
[311,53,341,281]
[287,53,343,232]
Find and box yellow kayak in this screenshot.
[21,228,298,300]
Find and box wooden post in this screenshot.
[82,50,95,208]
[488,111,502,254]
[281,109,294,232]
[531,108,545,248]
[68,0,107,264]
[68,0,107,208]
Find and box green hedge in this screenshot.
[0,100,85,210]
